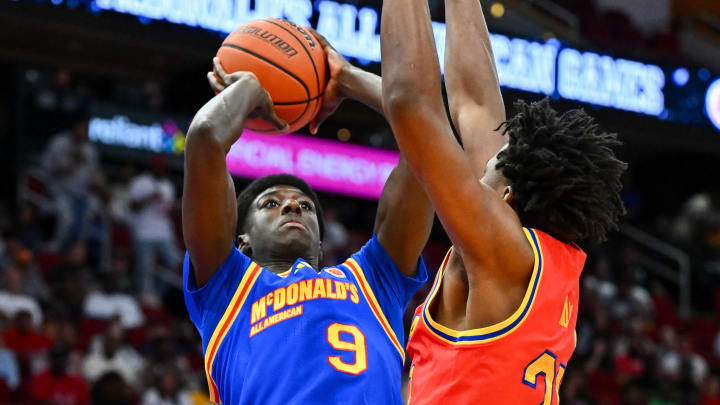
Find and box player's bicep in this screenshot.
[182,130,238,287]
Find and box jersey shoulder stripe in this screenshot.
[421,228,545,345]
[342,258,405,361]
[204,262,262,403]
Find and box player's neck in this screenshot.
[257,257,320,274]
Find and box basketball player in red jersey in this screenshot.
[380,0,627,403]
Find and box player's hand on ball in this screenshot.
[208,57,288,131]
[307,27,352,135]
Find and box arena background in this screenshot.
[0,0,719,404]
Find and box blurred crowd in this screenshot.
[1,0,718,402]
[1,118,207,405]
[1,60,720,404]
[0,117,718,405]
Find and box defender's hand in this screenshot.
[307,28,353,134]
[208,57,288,131]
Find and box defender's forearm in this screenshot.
[381,0,445,112]
[444,0,503,114]
[340,67,384,115]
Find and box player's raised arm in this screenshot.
[182,62,287,286]
[311,30,433,276]
[380,0,532,274]
[445,0,507,175]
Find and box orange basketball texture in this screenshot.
[216,19,327,134]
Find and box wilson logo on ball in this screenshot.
[218,18,327,133]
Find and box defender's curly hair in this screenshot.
[496,99,627,243]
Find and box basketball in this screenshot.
[216,19,327,134]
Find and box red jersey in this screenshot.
[406,228,586,405]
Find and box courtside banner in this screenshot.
[226,131,399,200]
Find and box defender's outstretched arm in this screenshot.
[381,0,531,275]
[311,31,434,276]
[445,0,506,175]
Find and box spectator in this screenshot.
[0,265,43,327]
[83,273,144,329]
[41,116,100,250]
[1,310,53,356]
[0,335,20,392]
[16,202,48,253]
[560,372,594,405]
[29,343,90,405]
[128,155,180,301]
[657,326,680,372]
[83,320,144,390]
[322,208,349,265]
[141,366,192,405]
[142,336,191,384]
[583,256,618,302]
[6,241,50,301]
[658,327,709,393]
[90,371,135,405]
[678,337,709,388]
[47,241,91,322]
[109,165,136,225]
[583,309,615,373]
[672,190,720,253]
[700,375,720,405]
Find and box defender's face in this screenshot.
[480,147,509,194]
[245,185,321,253]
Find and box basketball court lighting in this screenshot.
[337,128,351,142]
[490,2,505,18]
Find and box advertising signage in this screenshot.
[226,131,398,199]
[18,0,720,132]
[88,104,399,199]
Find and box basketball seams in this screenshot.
[220,43,311,126]
[260,19,321,95]
[273,94,323,105]
[260,19,324,121]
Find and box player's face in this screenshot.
[480,147,509,194]
[245,185,321,260]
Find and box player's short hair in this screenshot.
[236,174,325,239]
[496,99,627,243]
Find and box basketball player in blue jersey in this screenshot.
[181,34,434,404]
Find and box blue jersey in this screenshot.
[183,235,428,404]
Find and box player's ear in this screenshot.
[502,186,514,204]
[237,234,252,256]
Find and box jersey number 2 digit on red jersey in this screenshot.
[523,350,566,404]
